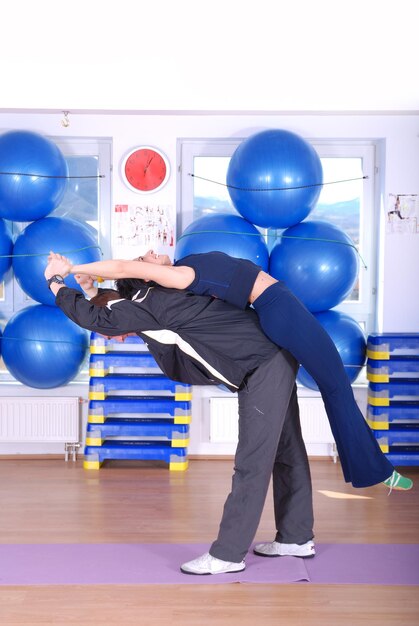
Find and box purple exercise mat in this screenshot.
[305,543,419,585]
[0,543,418,586]
[0,543,307,585]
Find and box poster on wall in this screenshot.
[112,203,175,259]
[386,194,418,234]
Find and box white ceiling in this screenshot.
[1,0,418,113]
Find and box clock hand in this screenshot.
[144,155,155,173]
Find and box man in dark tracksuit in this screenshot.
[50,279,314,575]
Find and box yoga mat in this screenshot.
[0,543,418,585]
[305,544,419,585]
[0,543,307,585]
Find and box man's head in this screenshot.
[89,289,136,342]
[89,289,120,307]
[103,332,137,342]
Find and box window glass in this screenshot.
[307,157,363,302]
[193,156,235,217]
[52,155,99,228]
[308,158,362,243]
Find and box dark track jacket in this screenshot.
[55,285,280,392]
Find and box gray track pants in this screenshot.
[210,349,314,563]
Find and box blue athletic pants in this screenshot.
[253,282,394,488]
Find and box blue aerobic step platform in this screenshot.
[368,381,419,406]
[89,352,162,376]
[89,375,192,401]
[85,419,189,447]
[373,429,419,453]
[83,441,188,471]
[367,404,419,429]
[367,358,419,383]
[86,332,193,471]
[88,397,192,424]
[90,332,149,354]
[382,451,419,466]
[367,333,419,360]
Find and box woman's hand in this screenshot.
[45,251,73,278]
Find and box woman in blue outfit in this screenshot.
[48,249,412,491]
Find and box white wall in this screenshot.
[0,111,418,456]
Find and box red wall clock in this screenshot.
[121,146,170,194]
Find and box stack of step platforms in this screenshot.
[366,333,419,466]
[84,332,192,471]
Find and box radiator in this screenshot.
[209,398,239,443]
[0,396,80,444]
[209,396,336,457]
[297,396,334,444]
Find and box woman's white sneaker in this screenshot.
[180,552,246,575]
[253,540,315,558]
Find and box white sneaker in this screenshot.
[253,540,315,558]
[180,552,246,575]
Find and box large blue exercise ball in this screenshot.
[0,218,13,281]
[226,129,323,229]
[297,310,367,390]
[175,213,269,270]
[1,304,88,389]
[0,130,68,222]
[13,217,101,306]
[269,220,359,312]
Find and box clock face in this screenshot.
[121,146,170,194]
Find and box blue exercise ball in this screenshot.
[269,220,359,312]
[0,130,68,222]
[1,304,88,389]
[0,218,13,281]
[175,213,269,270]
[297,310,366,390]
[13,216,101,306]
[226,129,323,229]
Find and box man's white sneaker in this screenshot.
[253,540,315,558]
[180,552,246,575]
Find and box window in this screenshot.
[0,137,112,381]
[178,138,378,334]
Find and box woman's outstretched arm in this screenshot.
[47,252,195,290]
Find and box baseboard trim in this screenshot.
[0,453,336,462]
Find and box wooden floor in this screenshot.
[0,457,418,625]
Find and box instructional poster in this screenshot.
[112,203,175,259]
[386,194,419,234]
